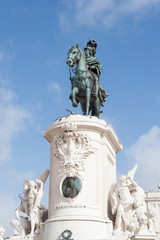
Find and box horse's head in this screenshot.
[66,45,81,67]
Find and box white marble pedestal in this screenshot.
[131,233,157,240]
[42,115,122,240]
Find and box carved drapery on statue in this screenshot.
[110,165,158,237]
[7,170,50,239]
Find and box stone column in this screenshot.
[42,115,122,240]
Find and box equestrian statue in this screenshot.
[66,39,108,118]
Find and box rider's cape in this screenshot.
[86,56,108,106]
[86,56,102,77]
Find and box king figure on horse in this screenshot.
[84,39,102,100]
[66,39,108,118]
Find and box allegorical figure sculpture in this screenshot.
[15,170,49,238]
[66,39,108,118]
[110,165,158,236]
[111,173,136,234]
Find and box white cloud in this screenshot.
[2,169,34,188]
[0,41,16,66]
[48,82,61,92]
[124,126,160,191]
[48,81,62,101]
[155,95,160,105]
[0,51,4,62]
[58,0,160,30]
[101,114,118,126]
[0,193,18,237]
[0,87,30,164]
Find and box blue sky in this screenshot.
[0,0,160,236]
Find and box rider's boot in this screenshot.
[92,82,98,100]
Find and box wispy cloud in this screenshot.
[0,51,4,62]
[155,95,160,105]
[0,39,16,66]
[48,81,62,101]
[124,126,160,191]
[2,169,34,188]
[48,82,60,92]
[0,87,30,164]
[58,0,160,30]
[0,193,17,237]
[0,40,38,236]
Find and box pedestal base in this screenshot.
[42,115,122,240]
[131,233,157,240]
[42,219,113,240]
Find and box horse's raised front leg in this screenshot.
[71,87,79,107]
[85,87,91,115]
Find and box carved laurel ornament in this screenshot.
[53,122,94,178]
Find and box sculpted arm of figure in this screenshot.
[127,164,138,190]
[34,179,44,208]
[127,177,138,196]
[89,65,99,76]
[127,164,137,183]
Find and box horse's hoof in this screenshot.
[72,102,78,107]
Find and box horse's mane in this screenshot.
[78,47,86,62]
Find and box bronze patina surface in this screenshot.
[66,40,108,118]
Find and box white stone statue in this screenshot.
[15,169,49,237]
[0,226,5,240]
[10,217,30,239]
[110,165,138,234]
[110,165,158,237]
[130,185,147,233]
[147,207,159,233]
[9,219,24,239]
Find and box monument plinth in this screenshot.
[42,115,122,240]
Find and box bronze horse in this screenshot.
[66,44,107,118]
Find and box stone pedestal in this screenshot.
[131,227,157,240]
[131,233,157,240]
[42,115,122,240]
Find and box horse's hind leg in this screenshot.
[71,87,79,107]
[80,103,86,115]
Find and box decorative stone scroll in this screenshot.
[59,230,73,240]
[53,122,94,178]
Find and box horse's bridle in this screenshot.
[67,47,81,78]
[67,48,89,80]
[67,47,81,65]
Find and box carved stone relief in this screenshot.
[53,122,94,178]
